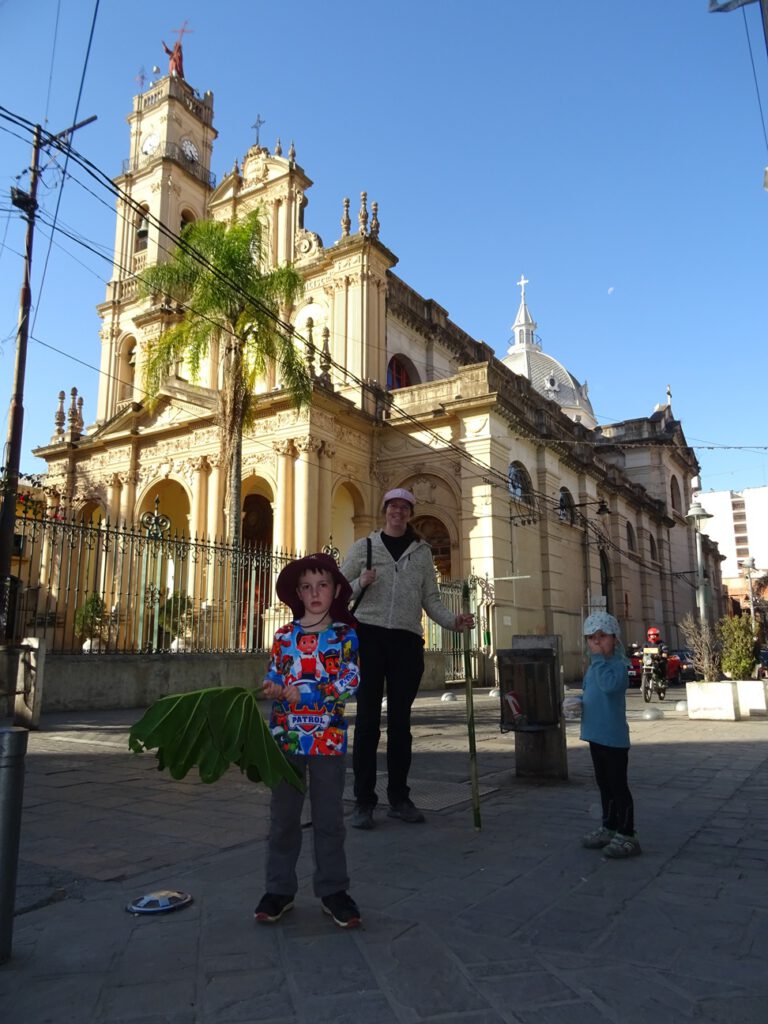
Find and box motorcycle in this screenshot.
[641,647,666,703]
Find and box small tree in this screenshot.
[719,614,755,680]
[681,613,720,681]
[74,595,110,650]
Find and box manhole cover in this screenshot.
[126,890,193,915]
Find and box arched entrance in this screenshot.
[412,515,452,578]
[238,493,275,649]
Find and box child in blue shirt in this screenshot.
[580,611,641,858]
[255,553,362,927]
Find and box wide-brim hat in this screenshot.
[276,553,356,626]
[381,487,416,511]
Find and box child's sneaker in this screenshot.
[254,892,294,923]
[321,890,362,929]
[603,832,642,858]
[581,826,615,849]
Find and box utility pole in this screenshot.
[0,116,95,644]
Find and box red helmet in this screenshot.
[647,627,660,642]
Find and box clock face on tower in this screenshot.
[141,132,159,156]
[180,137,199,162]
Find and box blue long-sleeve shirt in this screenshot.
[580,653,630,748]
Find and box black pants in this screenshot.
[589,741,635,837]
[352,623,424,808]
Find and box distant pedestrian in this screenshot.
[254,553,362,928]
[341,488,474,829]
[580,611,642,858]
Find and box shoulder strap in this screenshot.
[350,536,373,614]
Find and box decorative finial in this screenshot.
[274,137,282,156]
[666,384,672,406]
[288,140,296,163]
[55,390,66,437]
[517,274,529,301]
[370,201,380,239]
[341,197,351,237]
[306,317,315,377]
[251,114,266,148]
[67,387,78,428]
[358,191,368,235]
[319,327,333,389]
[77,395,84,431]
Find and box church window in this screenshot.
[508,461,533,504]
[626,522,637,553]
[670,476,682,513]
[387,355,417,390]
[180,209,195,235]
[557,487,576,525]
[649,533,658,561]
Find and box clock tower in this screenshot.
[96,70,217,424]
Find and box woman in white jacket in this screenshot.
[341,488,473,829]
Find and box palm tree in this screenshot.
[139,208,311,542]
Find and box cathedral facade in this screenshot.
[32,66,723,680]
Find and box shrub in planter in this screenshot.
[719,615,755,681]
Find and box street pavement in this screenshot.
[2,687,768,1023]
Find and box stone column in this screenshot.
[107,473,122,525]
[317,442,335,552]
[189,457,209,539]
[273,440,296,553]
[294,437,321,555]
[206,455,223,541]
[119,471,137,528]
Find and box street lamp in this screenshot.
[739,557,756,632]
[684,501,714,624]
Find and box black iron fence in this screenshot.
[6,506,476,679]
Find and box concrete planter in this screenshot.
[686,679,768,721]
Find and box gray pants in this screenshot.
[265,754,349,898]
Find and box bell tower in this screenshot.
[96,58,217,424]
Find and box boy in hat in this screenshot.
[255,553,362,928]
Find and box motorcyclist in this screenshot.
[641,627,668,701]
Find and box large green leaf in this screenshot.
[129,687,304,791]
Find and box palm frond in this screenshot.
[129,687,304,790]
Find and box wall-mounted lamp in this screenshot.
[558,496,610,522]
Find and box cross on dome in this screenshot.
[517,274,529,300]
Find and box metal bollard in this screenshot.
[0,726,28,964]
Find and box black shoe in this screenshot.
[254,892,294,924]
[387,799,425,824]
[350,804,375,830]
[321,890,362,928]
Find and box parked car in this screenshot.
[628,645,642,688]
[670,648,697,682]
[666,650,682,684]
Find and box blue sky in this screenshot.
[1,1,766,492]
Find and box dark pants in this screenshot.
[265,754,349,898]
[352,623,425,808]
[589,741,635,837]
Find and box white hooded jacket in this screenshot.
[341,531,457,637]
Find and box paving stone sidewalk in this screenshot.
[2,689,767,1023]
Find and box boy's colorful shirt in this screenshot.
[265,621,359,756]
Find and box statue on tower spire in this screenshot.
[162,20,192,79]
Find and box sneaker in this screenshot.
[254,892,294,923]
[581,826,615,849]
[387,799,425,824]
[603,833,642,859]
[321,891,362,929]
[350,804,375,830]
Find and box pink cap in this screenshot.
[381,487,416,510]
